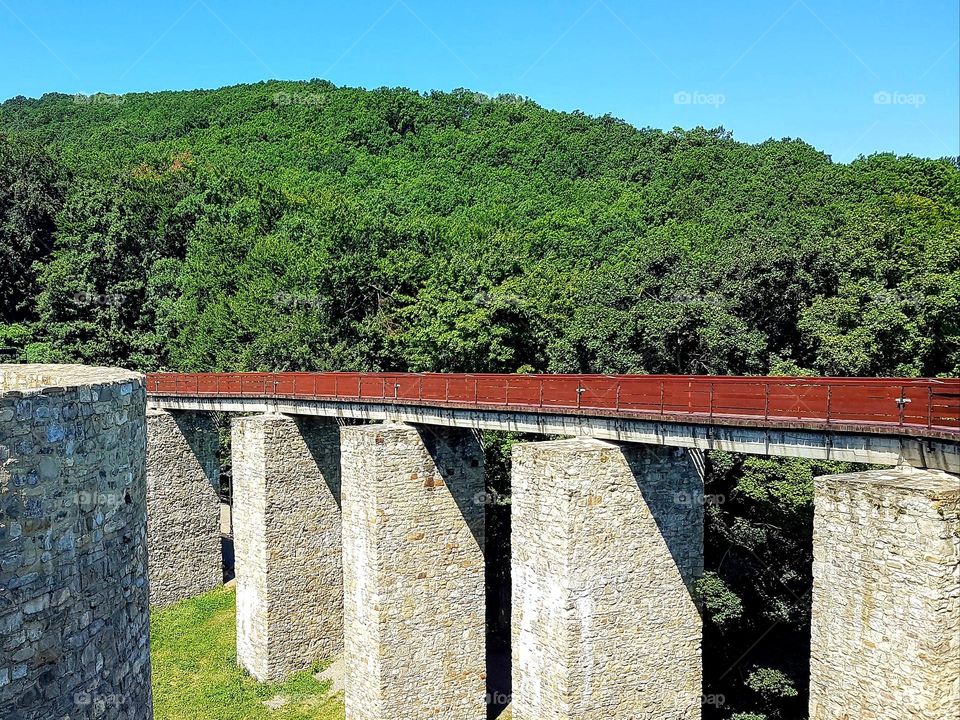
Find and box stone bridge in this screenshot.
[1,366,958,719]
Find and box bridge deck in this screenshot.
[147,372,959,440]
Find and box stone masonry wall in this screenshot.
[810,466,960,720]
[0,364,151,720]
[511,438,703,720]
[232,414,343,682]
[341,423,486,720]
[146,409,222,607]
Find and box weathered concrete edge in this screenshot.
[147,397,960,473]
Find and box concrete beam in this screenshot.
[341,423,485,720]
[511,438,703,719]
[145,409,222,607]
[148,397,960,473]
[810,467,960,719]
[232,414,343,682]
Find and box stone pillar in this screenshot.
[341,423,485,720]
[810,467,960,720]
[0,364,151,720]
[145,409,222,607]
[511,438,703,720]
[232,413,343,682]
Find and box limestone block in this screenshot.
[146,409,222,607]
[810,466,960,720]
[511,438,703,720]
[341,423,486,720]
[233,414,343,682]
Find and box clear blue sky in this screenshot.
[2,0,957,162]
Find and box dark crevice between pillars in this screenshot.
[482,430,550,720]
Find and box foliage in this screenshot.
[2,80,958,719]
[696,571,744,630]
[0,134,65,326]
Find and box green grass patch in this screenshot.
[150,586,344,720]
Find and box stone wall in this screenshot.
[0,364,152,720]
[341,423,485,720]
[232,414,343,682]
[146,409,222,607]
[511,438,703,720]
[810,466,960,720]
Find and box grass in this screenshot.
[150,586,344,720]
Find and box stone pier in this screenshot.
[341,423,485,720]
[0,364,152,720]
[810,467,960,720]
[232,414,343,682]
[145,409,222,607]
[511,438,703,720]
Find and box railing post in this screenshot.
[826,384,832,424]
[928,386,933,429]
[709,381,714,419]
[474,377,478,404]
[764,383,770,421]
[539,379,544,408]
[659,380,665,415]
[616,381,621,411]
[418,375,422,401]
[898,384,906,426]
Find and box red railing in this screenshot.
[145,372,960,439]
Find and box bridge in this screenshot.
[2,365,958,720]
[147,372,960,472]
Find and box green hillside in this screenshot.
[2,79,957,376]
[2,80,958,719]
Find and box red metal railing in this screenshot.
[145,372,960,439]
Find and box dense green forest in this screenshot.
[2,79,958,719]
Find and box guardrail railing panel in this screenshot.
[143,372,959,437]
[541,376,580,408]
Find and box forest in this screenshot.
[1,79,958,719]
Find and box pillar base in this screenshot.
[341,423,486,720]
[511,438,703,720]
[232,414,343,682]
[810,466,960,720]
[146,409,222,607]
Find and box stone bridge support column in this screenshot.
[232,414,343,682]
[341,423,485,720]
[0,364,151,720]
[511,438,703,720]
[145,409,222,607]
[810,467,960,720]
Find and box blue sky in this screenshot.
[2,0,957,162]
